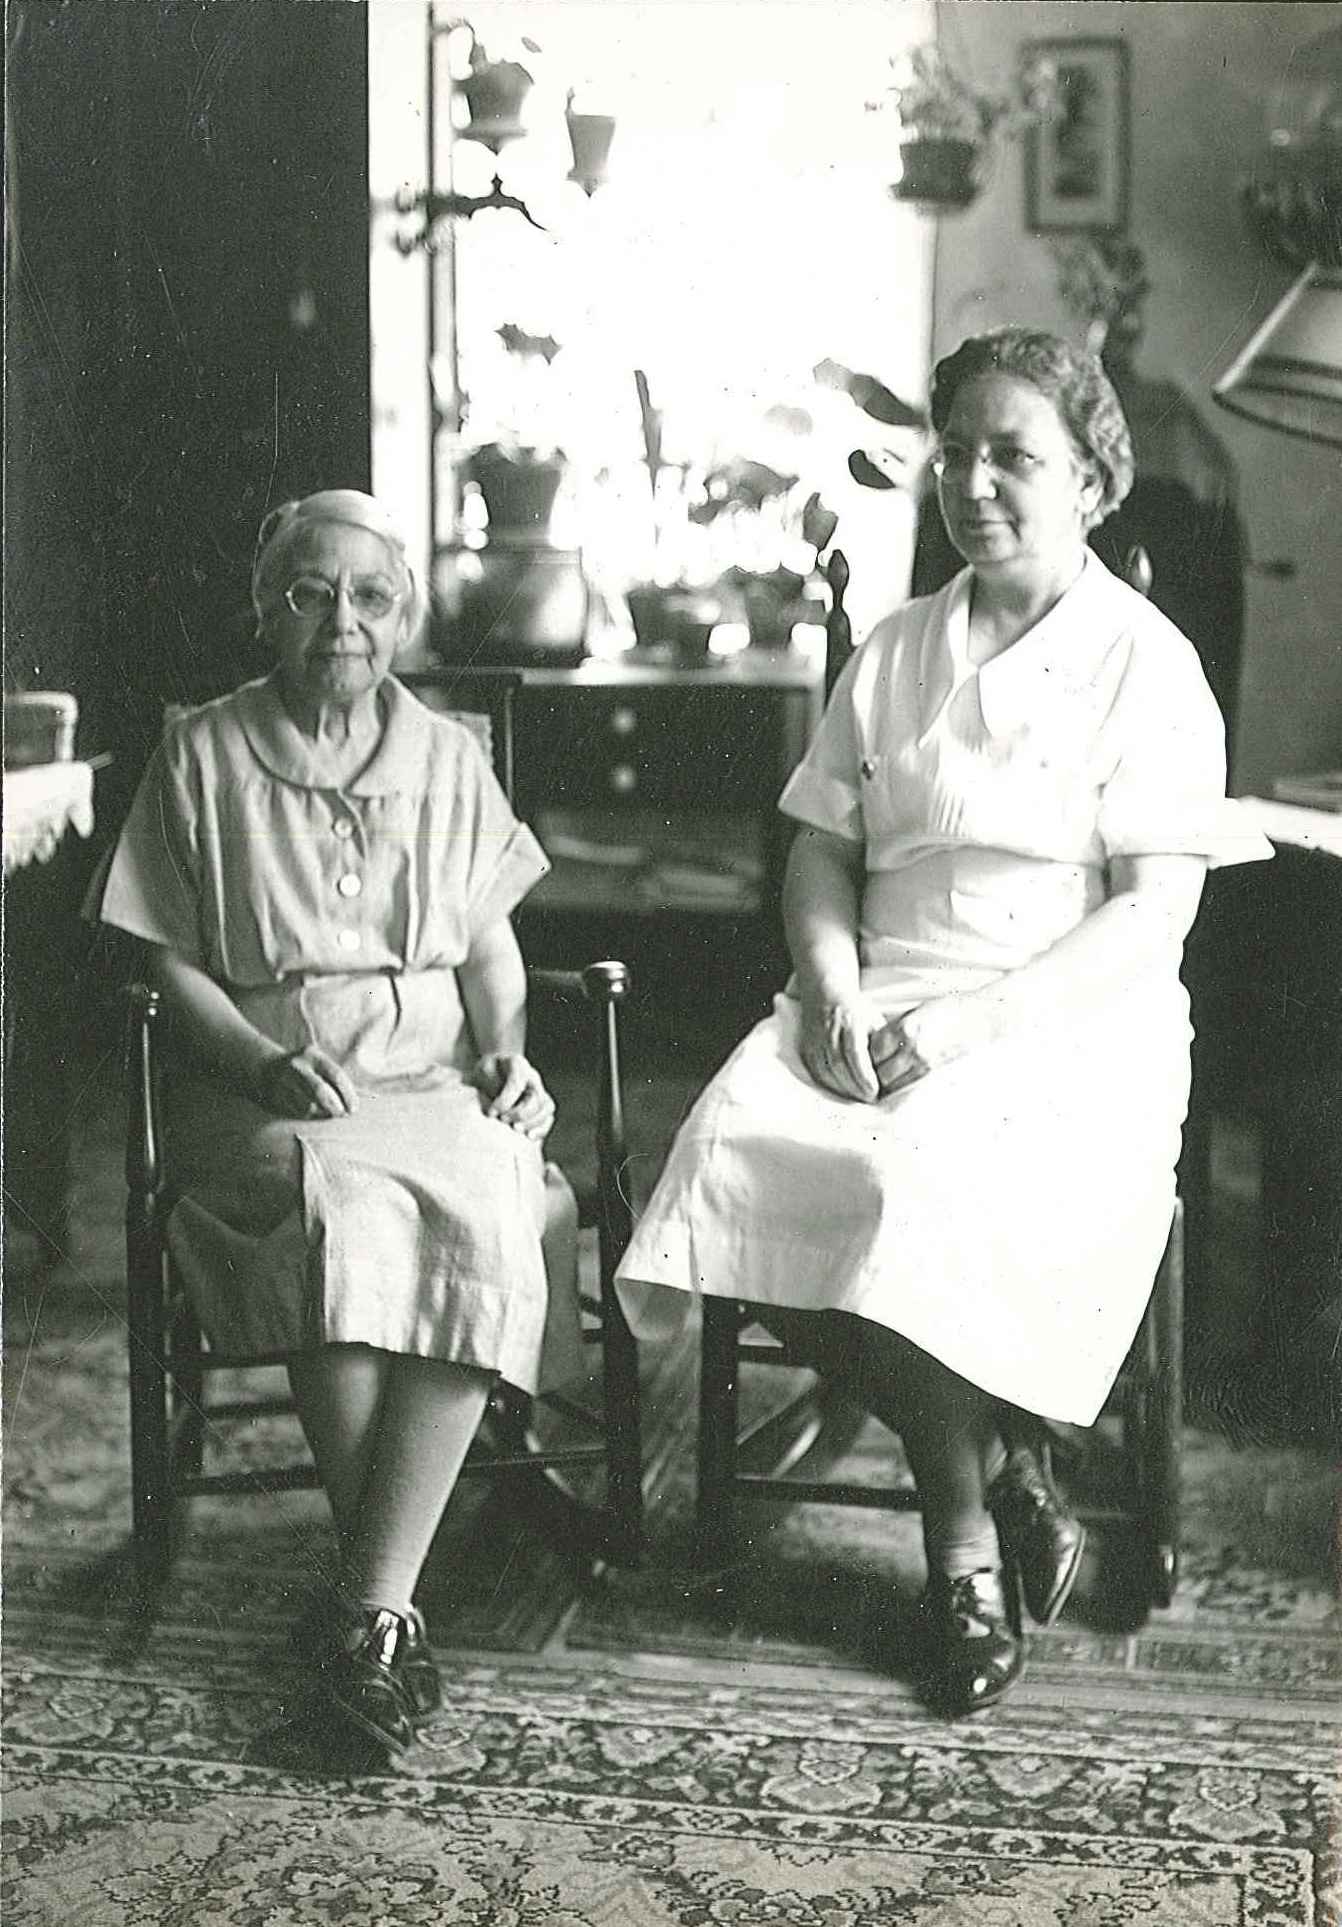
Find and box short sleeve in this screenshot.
[90,730,206,961]
[777,644,866,842]
[1096,634,1274,870]
[457,738,551,938]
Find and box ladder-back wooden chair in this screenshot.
[125,666,643,1592]
[696,547,1185,1616]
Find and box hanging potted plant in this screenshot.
[455,28,540,152]
[874,44,1058,213]
[565,90,617,196]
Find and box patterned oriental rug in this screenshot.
[3,1053,1340,1927]
[5,1264,1340,1927]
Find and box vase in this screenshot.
[889,137,984,212]
[433,543,588,668]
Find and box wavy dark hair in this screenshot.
[929,329,1134,530]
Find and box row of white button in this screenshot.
[334,816,362,948]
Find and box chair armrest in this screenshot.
[529,959,634,1264]
[125,981,165,1198]
[528,960,631,1007]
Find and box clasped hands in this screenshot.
[798,990,989,1103]
[253,1044,555,1140]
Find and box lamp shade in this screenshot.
[1212,262,1342,447]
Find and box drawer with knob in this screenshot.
[516,685,792,815]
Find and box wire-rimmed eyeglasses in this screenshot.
[283,576,401,621]
[930,441,1047,486]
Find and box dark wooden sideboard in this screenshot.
[408,649,825,1050]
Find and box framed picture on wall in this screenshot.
[1025,39,1130,233]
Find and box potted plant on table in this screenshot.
[681,363,926,653]
[437,323,588,664]
[460,323,568,537]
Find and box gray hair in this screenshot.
[930,330,1134,530]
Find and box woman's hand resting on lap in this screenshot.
[254,1044,359,1118]
[799,994,890,1102]
[803,991,996,1101]
[887,993,996,1089]
[470,1054,556,1141]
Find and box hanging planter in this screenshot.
[565,95,617,196]
[456,36,536,152]
[872,44,1057,216]
[891,136,984,213]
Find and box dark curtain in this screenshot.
[4,0,372,1251]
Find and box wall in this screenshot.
[930,0,1342,795]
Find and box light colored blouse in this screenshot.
[779,553,1272,874]
[98,672,550,988]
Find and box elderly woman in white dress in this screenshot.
[94,489,579,1765]
[619,331,1271,1714]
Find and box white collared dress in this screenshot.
[96,673,583,1394]
[617,556,1272,1425]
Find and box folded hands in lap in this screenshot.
[800,991,992,1103]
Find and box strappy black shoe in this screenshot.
[989,1446,1086,1627]
[324,1608,420,1758]
[920,1567,1025,1716]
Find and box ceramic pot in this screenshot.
[890,136,983,211]
[434,543,588,668]
[457,60,533,152]
[566,108,616,194]
[466,449,565,535]
[626,585,720,660]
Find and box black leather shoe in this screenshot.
[989,1447,1086,1627]
[325,1609,418,1758]
[921,1568,1025,1716]
[294,1599,441,1724]
[394,1606,442,1720]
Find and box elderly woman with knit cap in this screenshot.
[95,489,578,1766]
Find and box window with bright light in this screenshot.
[370,1,937,645]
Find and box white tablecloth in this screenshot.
[1239,797,1342,859]
[3,763,95,875]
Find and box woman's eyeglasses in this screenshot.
[930,442,1047,485]
[283,576,400,621]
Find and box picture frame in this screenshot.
[1025,38,1130,234]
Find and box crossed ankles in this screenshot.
[918,1452,1084,1717]
[989,1446,1086,1627]
[919,1567,1024,1715]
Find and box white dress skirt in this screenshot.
[618,846,1189,1427]
[616,559,1273,1428]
